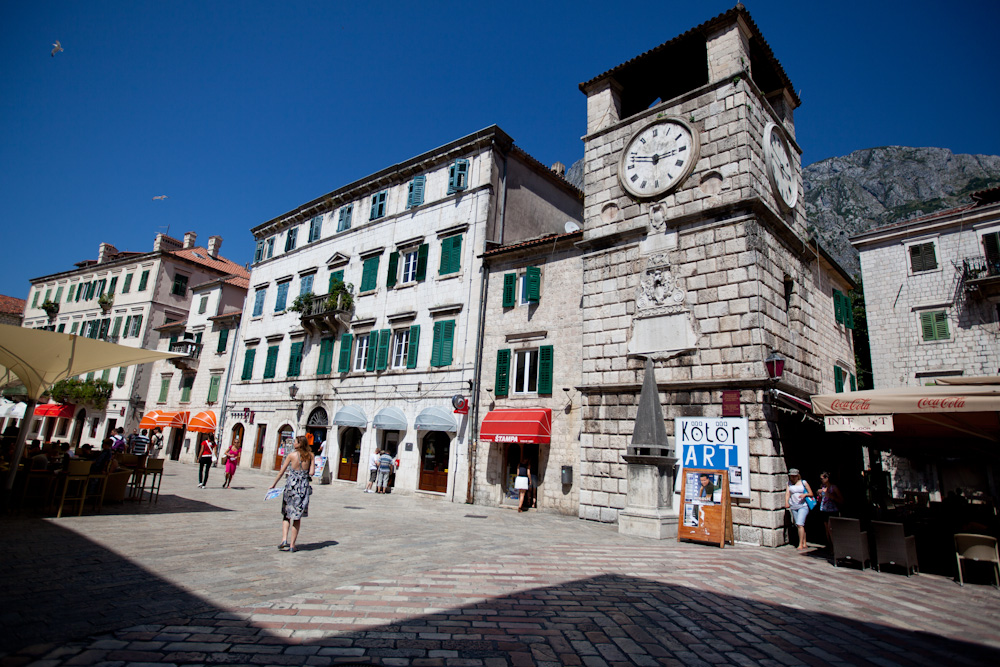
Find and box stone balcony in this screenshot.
[299,292,353,334]
[168,339,202,371]
[961,256,1000,298]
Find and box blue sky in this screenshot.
[2,1,998,295]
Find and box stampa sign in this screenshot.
[676,417,750,499]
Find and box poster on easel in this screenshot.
[678,468,733,548]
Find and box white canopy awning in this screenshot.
[373,406,407,431]
[0,399,26,419]
[414,405,457,432]
[333,405,368,428]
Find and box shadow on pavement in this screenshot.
[2,521,999,665]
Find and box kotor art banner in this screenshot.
[676,417,751,499]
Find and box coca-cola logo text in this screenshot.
[917,396,966,410]
[830,398,871,411]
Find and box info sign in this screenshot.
[824,415,894,432]
[676,417,750,499]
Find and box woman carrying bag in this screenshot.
[197,433,217,488]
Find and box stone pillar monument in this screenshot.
[618,357,678,539]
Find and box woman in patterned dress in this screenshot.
[270,435,314,552]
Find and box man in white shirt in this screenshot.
[365,448,380,493]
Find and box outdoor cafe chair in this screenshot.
[954,533,1000,589]
[83,468,109,514]
[19,467,56,510]
[829,517,871,570]
[871,520,919,576]
[138,458,164,503]
[55,460,92,518]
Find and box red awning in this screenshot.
[33,403,75,419]
[480,408,552,444]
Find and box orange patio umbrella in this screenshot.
[188,410,217,433]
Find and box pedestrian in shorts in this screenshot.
[365,448,380,493]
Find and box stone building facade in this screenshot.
[21,233,247,448]
[224,126,582,504]
[852,186,1000,387]
[576,7,856,546]
[472,230,584,515]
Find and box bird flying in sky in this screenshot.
[51,41,63,57]
[152,195,168,201]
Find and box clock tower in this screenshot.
[576,6,856,546]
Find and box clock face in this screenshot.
[764,122,798,210]
[619,118,698,199]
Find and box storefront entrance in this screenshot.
[418,431,450,493]
[275,425,293,470]
[306,408,328,456]
[338,427,362,481]
[379,431,399,491]
[230,423,244,462]
[251,424,267,468]
[503,443,539,505]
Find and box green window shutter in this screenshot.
[122,274,132,293]
[832,290,843,324]
[448,159,469,194]
[108,277,117,295]
[909,245,923,272]
[138,270,149,291]
[101,368,110,382]
[132,315,143,337]
[407,175,425,208]
[207,375,221,402]
[834,366,844,393]
[67,284,76,301]
[502,273,516,307]
[317,337,334,375]
[495,349,511,397]
[337,333,353,373]
[180,375,193,402]
[984,232,1000,272]
[933,311,949,340]
[387,251,399,288]
[158,376,170,402]
[849,373,857,392]
[116,366,126,387]
[122,316,131,338]
[329,269,345,292]
[375,329,391,371]
[432,320,455,367]
[439,235,462,275]
[365,331,378,372]
[415,243,428,281]
[923,244,938,270]
[111,317,122,338]
[920,312,936,341]
[406,325,420,368]
[217,328,230,353]
[275,282,289,311]
[526,266,541,302]
[538,345,554,394]
[287,341,304,376]
[241,348,256,381]
[55,286,64,302]
[430,321,442,367]
[263,346,279,379]
[361,257,379,292]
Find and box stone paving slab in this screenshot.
[2,461,999,666]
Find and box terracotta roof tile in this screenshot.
[169,248,250,279]
[482,230,583,258]
[0,295,26,315]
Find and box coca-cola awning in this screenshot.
[811,383,1000,416]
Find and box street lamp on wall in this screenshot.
[764,351,785,383]
[288,384,299,400]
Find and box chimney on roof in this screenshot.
[550,162,566,177]
[97,243,118,264]
[207,235,222,258]
[183,231,197,249]
[154,233,182,252]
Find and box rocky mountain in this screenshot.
[804,147,1000,277]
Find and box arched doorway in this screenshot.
[306,408,329,457]
[337,427,362,481]
[230,423,245,466]
[274,425,294,470]
[419,431,450,493]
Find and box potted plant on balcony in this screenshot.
[288,292,315,315]
[41,300,60,319]
[98,292,114,312]
[327,280,354,311]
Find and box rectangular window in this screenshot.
[430,320,455,367]
[300,274,314,296]
[111,317,122,338]
[982,231,1000,274]
[116,366,126,387]
[31,291,39,308]
[138,270,149,291]
[287,341,304,376]
[337,333,353,373]
[503,273,516,308]
[252,288,266,317]
[264,237,275,260]
[406,324,420,369]
[495,349,511,397]
[448,159,469,194]
[360,256,380,292]
[415,243,428,282]
[217,328,230,353]
[108,277,117,295]
[57,324,65,332]
[834,366,844,393]
[833,290,854,328]
[67,284,76,302]
[337,205,353,232]
[375,329,391,371]
[308,215,323,242]
[317,337,335,375]
[275,282,290,312]
[70,322,78,334]
[241,348,256,381]
[390,329,409,368]
[401,249,419,283]
[909,242,938,273]
[198,296,208,314]
[130,315,143,337]
[386,251,399,288]
[122,274,133,293]
[354,333,371,372]
[98,318,110,340]
[513,349,538,394]
[101,368,110,382]
[370,191,387,220]
[849,373,857,391]
[263,345,279,379]
[406,175,425,208]
[285,227,298,252]
[329,269,345,292]
[158,376,170,402]
[55,286,64,302]
[254,240,264,263]
[180,375,194,403]
[920,310,950,341]
[439,234,462,276]
[207,375,221,403]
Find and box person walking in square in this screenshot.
[271,435,314,552]
[515,458,531,512]
[365,448,380,493]
[197,433,217,488]
[785,468,814,550]
[222,441,242,489]
[376,449,394,493]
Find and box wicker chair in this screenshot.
[871,520,919,576]
[55,460,92,518]
[830,517,871,570]
[954,533,999,588]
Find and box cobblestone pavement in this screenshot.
[2,461,999,666]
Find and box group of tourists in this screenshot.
[786,468,844,550]
[193,432,242,489]
[364,448,397,494]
